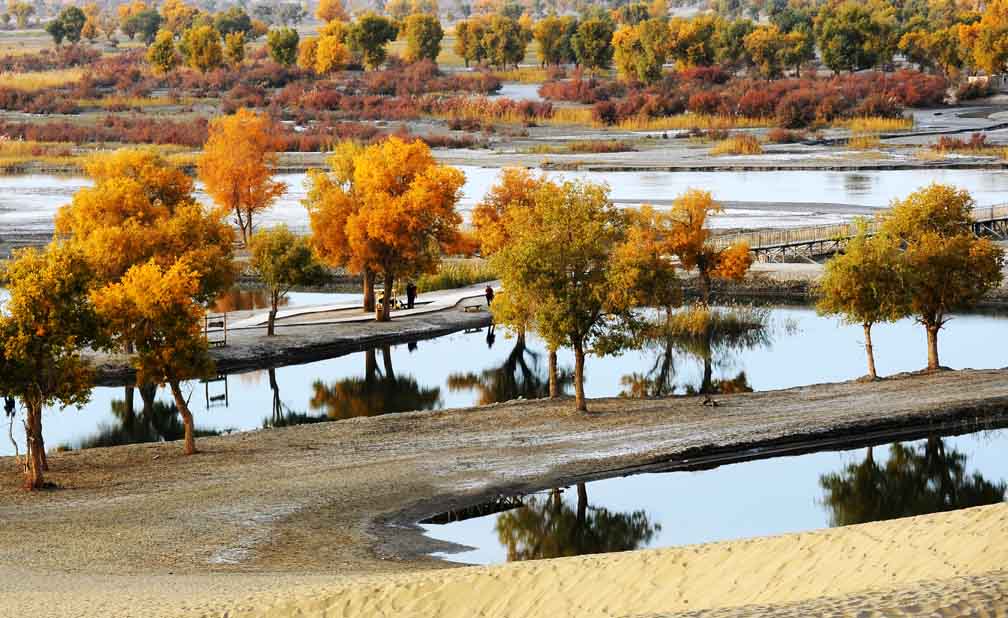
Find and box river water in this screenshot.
[4,167,1008,237]
[3,305,1008,457]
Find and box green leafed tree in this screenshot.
[267,27,300,65]
[249,225,326,336]
[571,17,614,75]
[346,12,399,69]
[817,224,907,379]
[403,12,443,62]
[490,179,635,412]
[147,29,179,74]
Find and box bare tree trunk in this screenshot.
[267,289,279,336]
[24,402,45,489]
[548,346,558,398]
[376,272,393,321]
[363,269,375,313]
[168,380,196,455]
[235,208,247,245]
[863,323,877,379]
[573,338,587,412]
[699,269,711,305]
[926,324,940,371]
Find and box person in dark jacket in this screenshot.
[484,285,494,306]
[406,282,417,309]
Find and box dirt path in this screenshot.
[1,368,1008,616]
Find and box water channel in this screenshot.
[4,305,1008,457]
[5,168,1008,237]
[420,426,1008,565]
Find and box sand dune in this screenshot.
[226,503,1008,618]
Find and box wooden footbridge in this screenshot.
[710,204,1008,263]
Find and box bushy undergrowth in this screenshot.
[560,69,944,129]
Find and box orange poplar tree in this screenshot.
[91,260,214,456]
[667,189,752,305]
[199,108,287,245]
[306,137,464,321]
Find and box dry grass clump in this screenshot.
[710,133,763,155]
[846,133,882,149]
[546,107,594,125]
[838,116,913,132]
[0,67,83,91]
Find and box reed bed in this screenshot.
[525,139,637,154]
[492,67,550,83]
[417,260,497,293]
[0,67,83,91]
[837,116,913,132]
[614,114,775,131]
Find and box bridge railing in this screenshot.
[708,203,1008,251]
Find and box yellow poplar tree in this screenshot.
[91,260,213,455]
[198,109,287,245]
[880,184,1004,370]
[0,244,98,489]
[55,148,234,301]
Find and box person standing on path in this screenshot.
[406,282,417,309]
[485,285,494,307]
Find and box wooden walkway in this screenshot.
[711,204,1008,263]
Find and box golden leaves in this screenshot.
[198,108,286,243]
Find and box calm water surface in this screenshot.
[5,168,1008,235]
[420,427,1008,565]
[4,305,1008,456]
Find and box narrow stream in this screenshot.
[420,426,1008,565]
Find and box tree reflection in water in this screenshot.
[76,385,220,449]
[310,346,441,419]
[263,367,330,428]
[448,334,572,405]
[621,308,770,398]
[494,483,660,561]
[213,288,290,313]
[820,436,1007,526]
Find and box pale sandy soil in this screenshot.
[226,503,1008,618]
[2,369,1008,617]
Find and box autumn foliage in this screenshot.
[305,137,464,320]
[198,109,287,244]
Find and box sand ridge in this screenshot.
[223,503,1008,618]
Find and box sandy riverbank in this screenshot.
[2,369,1008,616]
